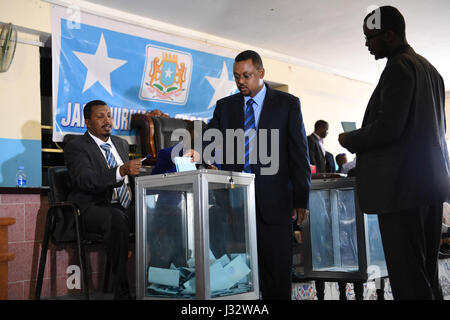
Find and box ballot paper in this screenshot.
[230,253,248,284]
[149,252,252,297]
[187,249,216,267]
[148,267,180,287]
[174,156,197,172]
[209,261,230,291]
[216,254,231,267]
[222,255,251,288]
[341,121,357,132]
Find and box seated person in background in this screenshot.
[336,153,348,173]
[342,158,356,176]
[151,120,215,174]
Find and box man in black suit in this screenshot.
[205,50,311,300]
[339,6,450,299]
[325,151,336,173]
[307,120,329,173]
[64,100,143,299]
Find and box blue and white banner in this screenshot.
[51,5,238,142]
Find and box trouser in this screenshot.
[256,216,293,300]
[378,203,443,300]
[82,203,135,298]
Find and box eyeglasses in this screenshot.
[233,72,255,81]
[364,30,386,41]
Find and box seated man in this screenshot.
[64,100,143,300]
[335,153,348,173]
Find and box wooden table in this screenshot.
[0,217,15,300]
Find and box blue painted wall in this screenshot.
[0,138,42,187]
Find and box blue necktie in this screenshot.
[243,99,256,173]
[100,143,131,209]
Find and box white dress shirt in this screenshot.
[88,131,129,202]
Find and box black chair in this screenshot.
[35,166,111,299]
[151,116,189,153]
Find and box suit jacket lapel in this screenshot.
[111,136,129,163]
[83,132,109,168]
[257,84,275,130]
[232,93,245,129]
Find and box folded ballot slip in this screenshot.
[174,156,197,172]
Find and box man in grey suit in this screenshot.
[339,6,450,299]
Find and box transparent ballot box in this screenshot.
[299,178,387,282]
[135,170,259,300]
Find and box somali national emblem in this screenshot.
[139,45,192,104]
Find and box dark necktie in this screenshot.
[243,99,256,173]
[100,143,131,208]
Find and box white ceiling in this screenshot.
[85,0,450,90]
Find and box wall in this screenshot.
[0,0,52,186]
[0,192,133,299]
[263,57,374,159]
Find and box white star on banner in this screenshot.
[73,33,128,95]
[205,61,237,109]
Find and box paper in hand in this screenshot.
[341,121,357,132]
[174,156,197,172]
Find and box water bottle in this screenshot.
[16,166,27,187]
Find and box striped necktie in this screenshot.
[243,99,256,173]
[100,143,131,209]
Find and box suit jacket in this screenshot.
[150,145,179,175]
[344,45,450,214]
[307,134,327,173]
[64,131,132,212]
[325,151,336,173]
[206,85,311,225]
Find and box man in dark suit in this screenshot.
[325,151,336,173]
[339,6,450,299]
[205,50,311,300]
[64,100,143,299]
[307,120,329,173]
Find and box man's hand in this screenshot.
[183,149,201,162]
[338,132,349,148]
[292,208,309,226]
[120,158,144,176]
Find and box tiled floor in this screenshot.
[292,258,450,300]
